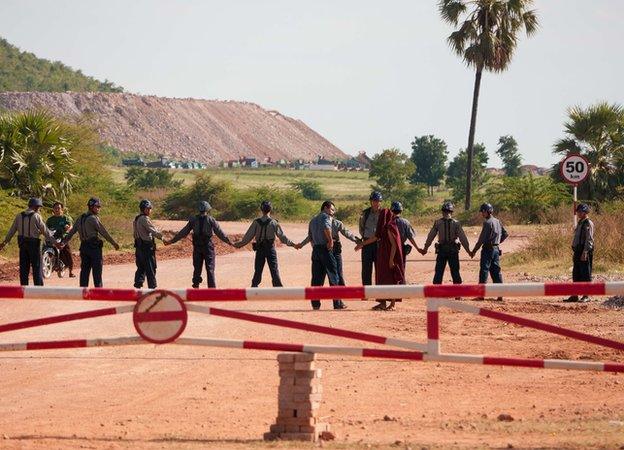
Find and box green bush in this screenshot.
[289,180,325,200]
[125,167,183,190]
[162,174,233,219]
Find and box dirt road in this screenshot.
[0,222,622,449]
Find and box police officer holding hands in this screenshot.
[133,199,163,289]
[62,197,120,287]
[0,197,54,286]
[165,200,232,288]
[234,200,296,287]
[470,203,508,300]
[358,191,382,286]
[419,202,470,285]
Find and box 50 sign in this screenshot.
[559,154,590,185]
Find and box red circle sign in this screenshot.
[133,290,187,344]
[559,154,590,185]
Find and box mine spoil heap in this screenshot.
[0,91,347,165]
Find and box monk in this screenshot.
[356,208,404,310]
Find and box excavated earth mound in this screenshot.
[0,92,347,164]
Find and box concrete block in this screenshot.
[277,353,296,363]
[293,353,315,362]
[279,432,316,442]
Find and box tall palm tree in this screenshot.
[439,0,538,210]
[553,102,624,201]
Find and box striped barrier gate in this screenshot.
[0,283,622,373]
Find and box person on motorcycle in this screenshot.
[0,197,54,286]
[46,201,75,278]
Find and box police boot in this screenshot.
[578,295,590,303]
[563,295,579,303]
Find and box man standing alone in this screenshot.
[564,204,594,303]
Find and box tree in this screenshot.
[410,135,448,196]
[369,148,424,209]
[125,167,182,190]
[439,0,538,210]
[446,143,489,202]
[0,109,92,202]
[496,135,523,176]
[485,173,568,223]
[289,179,325,200]
[553,102,624,201]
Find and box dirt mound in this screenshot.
[0,92,347,164]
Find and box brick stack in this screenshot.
[264,352,331,442]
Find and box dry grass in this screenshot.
[508,212,624,274]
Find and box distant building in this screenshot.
[240,156,259,168]
[309,156,338,171]
[355,151,372,170]
[146,156,176,169]
[122,157,145,167]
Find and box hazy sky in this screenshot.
[1,0,623,167]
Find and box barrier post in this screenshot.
[426,299,440,355]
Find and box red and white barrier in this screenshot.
[1,281,623,302]
[0,336,144,352]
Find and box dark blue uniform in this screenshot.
[169,214,230,288]
[359,207,380,285]
[306,212,341,310]
[423,217,471,284]
[473,217,508,284]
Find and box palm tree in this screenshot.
[0,110,86,202]
[553,102,624,201]
[439,0,538,210]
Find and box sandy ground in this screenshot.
[0,221,622,449]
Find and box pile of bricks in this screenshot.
[264,352,333,442]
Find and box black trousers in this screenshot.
[18,238,43,286]
[433,250,462,284]
[479,247,503,284]
[310,245,342,309]
[59,243,73,270]
[361,241,377,285]
[572,248,593,282]
[193,242,216,287]
[134,241,157,289]
[79,241,103,287]
[251,243,282,287]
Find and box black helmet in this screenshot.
[441,201,454,212]
[139,199,153,211]
[390,201,403,212]
[479,203,494,214]
[28,197,43,208]
[369,191,383,201]
[87,197,102,208]
[576,203,590,213]
[260,200,272,213]
[198,200,211,212]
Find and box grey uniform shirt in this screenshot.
[64,213,118,246]
[359,208,380,238]
[572,218,594,252]
[63,213,117,246]
[301,218,359,246]
[169,214,229,245]
[424,217,470,252]
[473,216,508,252]
[395,216,416,244]
[307,212,332,246]
[133,214,163,242]
[3,209,53,243]
[238,216,294,247]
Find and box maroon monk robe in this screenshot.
[374,208,405,286]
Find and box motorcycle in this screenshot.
[42,239,67,279]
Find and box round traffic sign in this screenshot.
[560,154,590,185]
[133,290,187,344]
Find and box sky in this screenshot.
[1,0,623,167]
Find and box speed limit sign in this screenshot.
[560,154,590,185]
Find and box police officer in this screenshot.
[305,201,344,310]
[390,201,419,271]
[133,199,163,290]
[565,203,595,303]
[165,200,232,288]
[420,202,470,285]
[0,197,54,286]
[62,197,120,287]
[470,203,508,300]
[298,203,359,309]
[358,191,382,286]
[234,200,296,287]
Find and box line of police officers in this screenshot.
[0,194,595,304]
